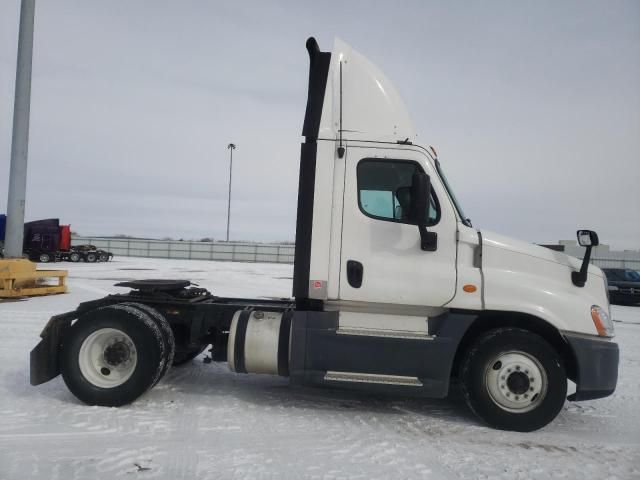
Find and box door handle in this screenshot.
[347,260,363,288]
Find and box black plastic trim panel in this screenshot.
[564,333,619,401]
[302,37,331,140]
[278,311,293,376]
[233,310,251,374]
[293,142,318,301]
[289,310,476,398]
[293,38,331,303]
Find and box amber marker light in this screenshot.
[463,284,477,293]
[591,305,614,337]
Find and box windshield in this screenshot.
[435,159,472,227]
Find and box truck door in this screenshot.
[339,146,458,307]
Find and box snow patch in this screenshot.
[1,257,639,478]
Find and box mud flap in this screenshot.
[30,313,74,385]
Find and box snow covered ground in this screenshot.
[1,257,639,479]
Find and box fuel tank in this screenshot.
[228,310,291,376]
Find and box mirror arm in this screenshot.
[571,245,592,287]
[418,225,438,252]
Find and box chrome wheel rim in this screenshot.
[78,328,137,388]
[485,351,547,413]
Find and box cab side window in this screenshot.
[357,159,439,225]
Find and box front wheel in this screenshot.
[460,328,567,432]
[85,252,97,263]
[69,252,81,262]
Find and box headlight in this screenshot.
[591,305,615,337]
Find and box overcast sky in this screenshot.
[1,1,639,249]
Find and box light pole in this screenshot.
[225,143,236,242]
[5,0,35,258]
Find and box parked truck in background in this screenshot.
[0,214,6,255]
[1,216,113,263]
[23,218,67,262]
[30,38,619,432]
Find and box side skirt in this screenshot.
[289,310,476,398]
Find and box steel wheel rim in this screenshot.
[484,351,547,413]
[78,328,137,388]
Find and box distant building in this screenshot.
[540,240,639,270]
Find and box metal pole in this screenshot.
[225,143,236,242]
[5,0,36,258]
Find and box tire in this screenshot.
[39,253,51,263]
[172,346,207,366]
[60,304,168,406]
[121,303,175,384]
[460,327,567,432]
[69,252,81,262]
[85,252,97,263]
[98,253,108,262]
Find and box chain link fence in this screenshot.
[590,258,640,269]
[72,237,294,264]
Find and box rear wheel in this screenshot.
[39,253,51,263]
[460,328,567,432]
[60,304,168,406]
[121,303,175,384]
[69,252,81,262]
[85,252,97,263]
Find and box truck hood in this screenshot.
[481,229,603,278]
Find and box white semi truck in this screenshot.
[30,38,618,432]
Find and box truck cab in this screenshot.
[30,38,618,432]
[285,38,618,428]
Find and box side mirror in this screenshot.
[408,172,429,225]
[577,230,599,247]
[572,229,599,287]
[410,172,437,251]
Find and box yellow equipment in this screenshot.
[0,258,67,298]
